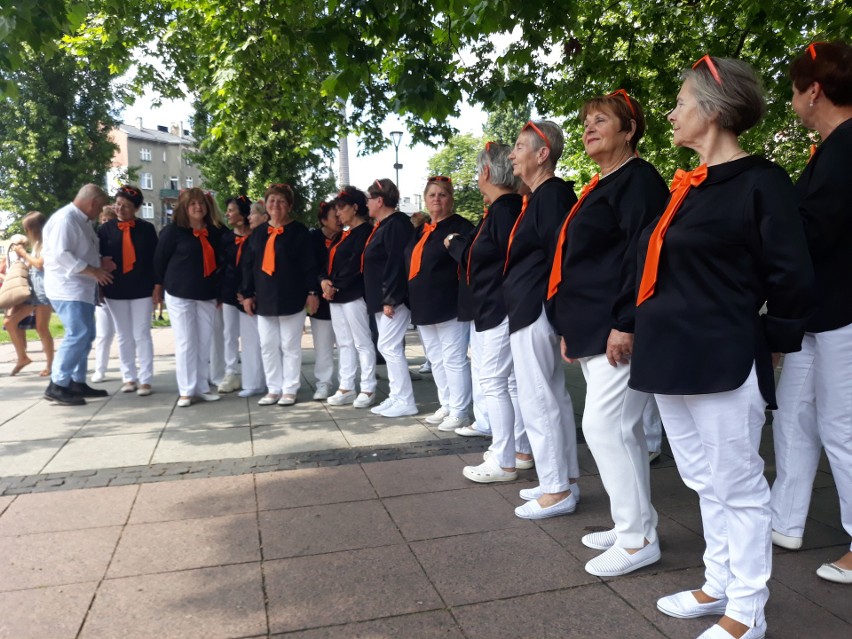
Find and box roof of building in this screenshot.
[117,124,194,145]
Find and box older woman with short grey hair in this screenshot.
[445,142,532,482]
[630,56,815,639]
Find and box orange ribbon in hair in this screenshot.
[636,165,708,305]
[193,228,217,277]
[117,220,136,274]
[234,234,246,265]
[408,223,436,280]
[503,195,529,274]
[328,230,350,273]
[262,226,284,276]
[547,174,600,299]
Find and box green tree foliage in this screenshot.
[426,133,485,223]
[0,46,120,231]
[483,101,531,146]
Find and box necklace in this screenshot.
[724,149,748,163]
[600,155,635,178]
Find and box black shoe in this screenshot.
[69,380,109,398]
[45,382,86,405]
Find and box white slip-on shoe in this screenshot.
[656,590,728,619]
[217,374,241,394]
[312,383,331,401]
[198,392,221,402]
[258,394,281,406]
[327,390,356,406]
[177,396,192,408]
[136,384,152,397]
[424,406,450,424]
[514,492,577,520]
[520,482,580,503]
[238,388,265,398]
[91,372,106,383]
[419,361,432,374]
[371,397,394,414]
[455,425,491,438]
[771,530,803,550]
[697,621,766,639]
[816,562,852,584]
[353,392,375,408]
[462,460,518,484]
[584,540,661,577]
[380,401,418,418]
[484,450,534,470]
[437,415,468,432]
[277,394,296,406]
[582,528,618,550]
[120,381,138,393]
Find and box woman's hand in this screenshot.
[320,279,336,301]
[606,329,634,367]
[305,294,319,315]
[13,244,27,258]
[560,337,576,364]
[443,233,457,249]
[152,284,163,305]
[242,296,256,317]
[383,304,395,318]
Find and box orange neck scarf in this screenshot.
[234,234,247,265]
[361,220,381,272]
[328,230,351,273]
[117,219,136,274]
[636,164,708,305]
[193,227,216,278]
[503,194,529,274]
[466,206,489,284]
[546,174,600,299]
[262,225,284,276]
[408,222,437,280]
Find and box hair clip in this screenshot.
[807,42,826,60]
[522,121,552,149]
[693,55,722,86]
[607,89,637,117]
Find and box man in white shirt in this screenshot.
[43,184,115,405]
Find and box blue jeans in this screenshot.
[50,300,96,386]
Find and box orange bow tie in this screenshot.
[547,175,600,299]
[193,227,217,278]
[408,222,436,280]
[234,234,247,265]
[328,230,351,273]
[636,164,708,305]
[117,220,136,274]
[262,225,284,276]
[503,194,529,274]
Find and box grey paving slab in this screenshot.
[80,563,266,639]
[255,465,376,510]
[42,432,159,473]
[0,485,136,535]
[0,399,42,426]
[78,401,173,437]
[152,427,252,464]
[165,395,252,429]
[249,400,333,427]
[251,421,349,456]
[129,474,256,523]
[361,454,474,497]
[338,414,438,447]
[0,416,82,442]
[771,547,852,625]
[0,581,97,639]
[271,611,465,639]
[0,439,65,476]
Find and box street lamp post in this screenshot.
[390,130,403,187]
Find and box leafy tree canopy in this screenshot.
[426,133,484,223]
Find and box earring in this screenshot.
[809,101,814,108]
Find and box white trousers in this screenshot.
[330,299,376,392]
[222,304,241,377]
[656,366,770,628]
[209,304,225,385]
[105,297,154,384]
[93,304,115,376]
[165,293,215,397]
[469,326,491,434]
[309,316,335,388]
[579,354,657,548]
[771,323,852,548]
[257,311,305,395]
[510,308,579,493]
[376,307,415,408]
[418,319,471,418]
[643,396,663,454]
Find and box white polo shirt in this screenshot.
[43,202,100,304]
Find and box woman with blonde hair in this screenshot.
[153,187,224,407]
[4,212,54,376]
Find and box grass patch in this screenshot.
[0,310,170,344]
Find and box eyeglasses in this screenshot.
[522,121,551,149]
[692,55,722,86]
[808,42,826,60]
[427,176,452,184]
[607,89,637,117]
[269,183,291,190]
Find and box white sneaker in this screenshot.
[380,400,418,417]
[312,383,331,401]
[353,392,375,408]
[371,397,394,414]
[327,390,356,406]
[437,415,468,432]
[455,424,491,438]
[198,392,221,402]
[217,374,241,394]
[424,406,450,424]
[483,450,534,470]
[462,459,518,483]
[91,372,106,383]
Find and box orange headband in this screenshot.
[608,89,637,117]
[522,121,552,149]
[693,55,722,86]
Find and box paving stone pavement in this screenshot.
[0,324,848,638]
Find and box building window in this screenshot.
[140,148,152,162]
[170,176,179,190]
[141,173,153,190]
[163,150,167,162]
[185,156,192,166]
[140,202,155,219]
[185,177,193,189]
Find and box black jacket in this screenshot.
[99,217,158,300]
[308,227,335,320]
[153,223,223,301]
[220,229,249,308]
[362,211,413,314]
[322,222,371,304]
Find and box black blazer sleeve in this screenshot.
[153,224,177,286]
[382,217,412,307]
